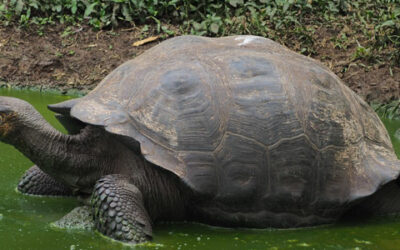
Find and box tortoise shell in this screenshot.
[51,36,400,216]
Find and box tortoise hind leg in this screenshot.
[91,174,152,243]
[342,180,400,220]
[18,165,73,196]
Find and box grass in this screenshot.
[373,100,400,120]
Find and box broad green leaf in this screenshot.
[228,0,243,8]
[71,0,77,14]
[192,21,203,31]
[29,1,38,9]
[283,2,289,13]
[15,0,24,15]
[55,5,62,12]
[122,4,132,21]
[394,8,400,18]
[142,25,149,32]
[210,23,219,34]
[380,20,395,28]
[84,2,98,17]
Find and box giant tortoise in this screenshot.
[0,35,399,243]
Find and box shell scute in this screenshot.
[228,56,275,78]
[131,62,223,151]
[182,152,217,197]
[214,133,266,203]
[268,136,317,205]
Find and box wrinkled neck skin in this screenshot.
[5,119,110,192]
[3,114,188,221]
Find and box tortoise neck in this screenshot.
[8,114,111,191]
[10,116,72,172]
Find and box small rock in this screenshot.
[51,206,94,230]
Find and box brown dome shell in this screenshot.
[50,36,400,217]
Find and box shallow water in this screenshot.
[0,88,399,250]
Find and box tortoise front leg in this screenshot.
[18,165,73,196]
[91,174,152,243]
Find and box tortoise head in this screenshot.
[0,96,38,140]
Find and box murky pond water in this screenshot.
[0,88,400,250]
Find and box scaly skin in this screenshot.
[18,165,73,196]
[91,175,152,243]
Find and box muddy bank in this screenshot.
[0,24,155,94]
[0,24,399,102]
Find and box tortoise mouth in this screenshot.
[0,112,17,138]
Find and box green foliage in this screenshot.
[0,0,399,63]
[0,0,181,28]
[373,100,400,120]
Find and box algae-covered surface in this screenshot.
[0,88,400,250]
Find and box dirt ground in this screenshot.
[0,24,399,102]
